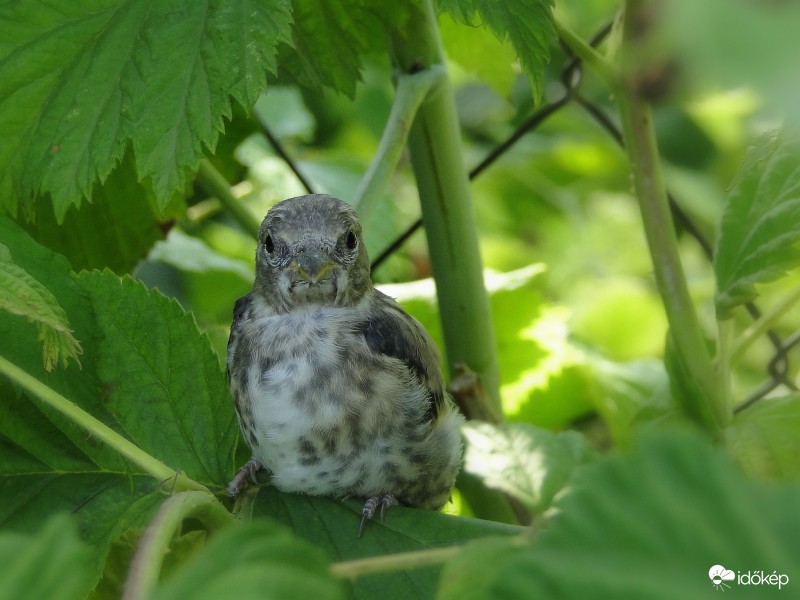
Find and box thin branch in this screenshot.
[258,124,316,195]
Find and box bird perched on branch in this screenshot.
[226,194,463,534]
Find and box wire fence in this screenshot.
[263,23,797,414]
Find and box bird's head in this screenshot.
[253,195,372,311]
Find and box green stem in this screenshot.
[613,0,727,430]
[730,285,800,366]
[197,159,261,239]
[123,491,232,600]
[388,0,501,413]
[388,0,513,523]
[0,354,208,493]
[330,535,528,580]
[554,19,617,86]
[330,546,461,580]
[353,67,445,222]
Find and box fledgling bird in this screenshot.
[226,194,464,534]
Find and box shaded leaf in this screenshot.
[461,421,594,514]
[714,133,800,318]
[0,0,292,219]
[21,155,177,273]
[437,0,556,102]
[0,513,92,600]
[152,519,346,600]
[439,430,800,599]
[0,454,163,594]
[0,245,81,371]
[0,220,230,589]
[77,271,239,488]
[728,395,800,479]
[278,0,412,97]
[244,486,523,600]
[0,217,129,472]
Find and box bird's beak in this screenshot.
[291,251,335,283]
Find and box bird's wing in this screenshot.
[227,293,253,378]
[359,290,447,421]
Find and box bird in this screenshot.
[226,194,464,535]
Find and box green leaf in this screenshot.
[278,0,411,97]
[437,0,556,103]
[439,430,800,599]
[244,487,523,600]
[0,217,129,472]
[152,519,346,600]
[0,0,292,219]
[21,155,177,273]
[0,245,81,371]
[438,12,517,96]
[0,220,232,588]
[0,513,92,600]
[714,133,800,319]
[77,270,239,488]
[461,422,594,514]
[149,229,253,282]
[727,395,800,480]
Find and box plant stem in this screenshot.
[330,533,529,579]
[554,20,617,86]
[614,0,727,430]
[388,0,501,414]
[353,66,445,222]
[730,285,800,366]
[197,159,261,239]
[388,0,515,523]
[123,491,232,600]
[0,354,208,492]
[330,546,461,580]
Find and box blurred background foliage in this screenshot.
[132,0,798,453]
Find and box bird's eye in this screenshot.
[264,235,275,255]
[345,230,358,251]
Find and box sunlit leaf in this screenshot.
[461,421,594,514]
[437,0,556,102]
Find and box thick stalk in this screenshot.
[388,0,501,413]
[616,1,727,429]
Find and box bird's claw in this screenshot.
[226,457,263,497]
[358,494,397,537]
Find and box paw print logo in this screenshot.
[709,565,735,591]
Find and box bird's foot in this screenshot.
[358,494,397,537]
[226,457,263,497]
